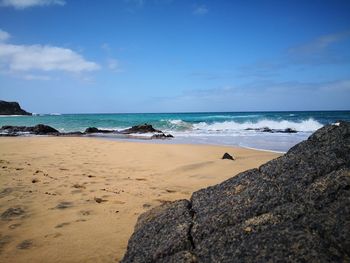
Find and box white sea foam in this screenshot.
[165,118,323,133]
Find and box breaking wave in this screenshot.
[163,118,323,133]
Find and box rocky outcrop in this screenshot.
[0,123,174,139]
[151,133,174,139]
[84,127,114,134]
[120,124,162,134]
[121,121,350,262]
[245,127,297,133]
[0,124,59,135]
[0,100,31,115]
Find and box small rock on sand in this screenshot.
[222,152,235,160]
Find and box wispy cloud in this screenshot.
[107,58,123,72]
[23,74,51,80]
[288,30,350,55]
[152,78,350,111]
[0,0,65,9]
[0,30,99,75]
[193,4,208,15]
[0,29,10,42]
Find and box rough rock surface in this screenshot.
[84,127,114,134]
[0,124,173,139]
[0,124,59,135]
[120,124,162,134]
[245,127,297,133]
[122,121,350,262]
[0,100,31,115]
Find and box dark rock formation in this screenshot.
[84,127,114,134]
[122,121,350,262]
[282,127,297,133]
[0,123,174,139]
[0,124,59,135]
[222,152,234,160]
[151,133,174,139]
[0,100,31,115]
[245,127,297,133]
[120,124,162,134]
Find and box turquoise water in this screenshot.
[1,111,349,152]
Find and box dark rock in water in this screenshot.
[120,123,162,134]
[151,133,174,139]
[245,127,298,133]
[85,127,99,133]
[0,100,31,115]
[283,127,297,133]
[58,131,84,136]
[260,126,273,132]
[84,127,114,134]
[1,207,25,220]
[0,124,59,135]
[31,124,59,134]
[121,121,350,262]
[222,152,234,160]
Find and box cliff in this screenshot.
[0,100,31,115]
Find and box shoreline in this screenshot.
[0,136,281,262]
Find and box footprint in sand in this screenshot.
[79,210,92,216]
[0,234,12,253]
[17,239,33,250]
[1,207,26,221]
[8,223,21,229]
[94,197,108,203]
[0,188,12,198]
[143,203,152,209]
[73,183,86,189]
[54,202,73,209]
[55,222,70,228]
[135,178,147,181]
[44,233,62,239]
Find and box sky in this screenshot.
[0,0,350,113]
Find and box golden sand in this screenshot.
[0,137,280,263]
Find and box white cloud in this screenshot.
[193,5,208,15]
[0,29,10,42]
[0,0,65,9]
[0,43,100,73]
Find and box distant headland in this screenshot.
[0,100,32,115]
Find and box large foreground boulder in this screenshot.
[0,100,31,115]
[122,121,350,262]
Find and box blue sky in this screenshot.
[0,0,350,113]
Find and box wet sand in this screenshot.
[0,137,281,263]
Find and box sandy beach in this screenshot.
[0,137,280,263]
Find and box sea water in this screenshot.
[1,111,349,152]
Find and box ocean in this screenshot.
[1,111,349,152]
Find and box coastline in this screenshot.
[0,136,281,263]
